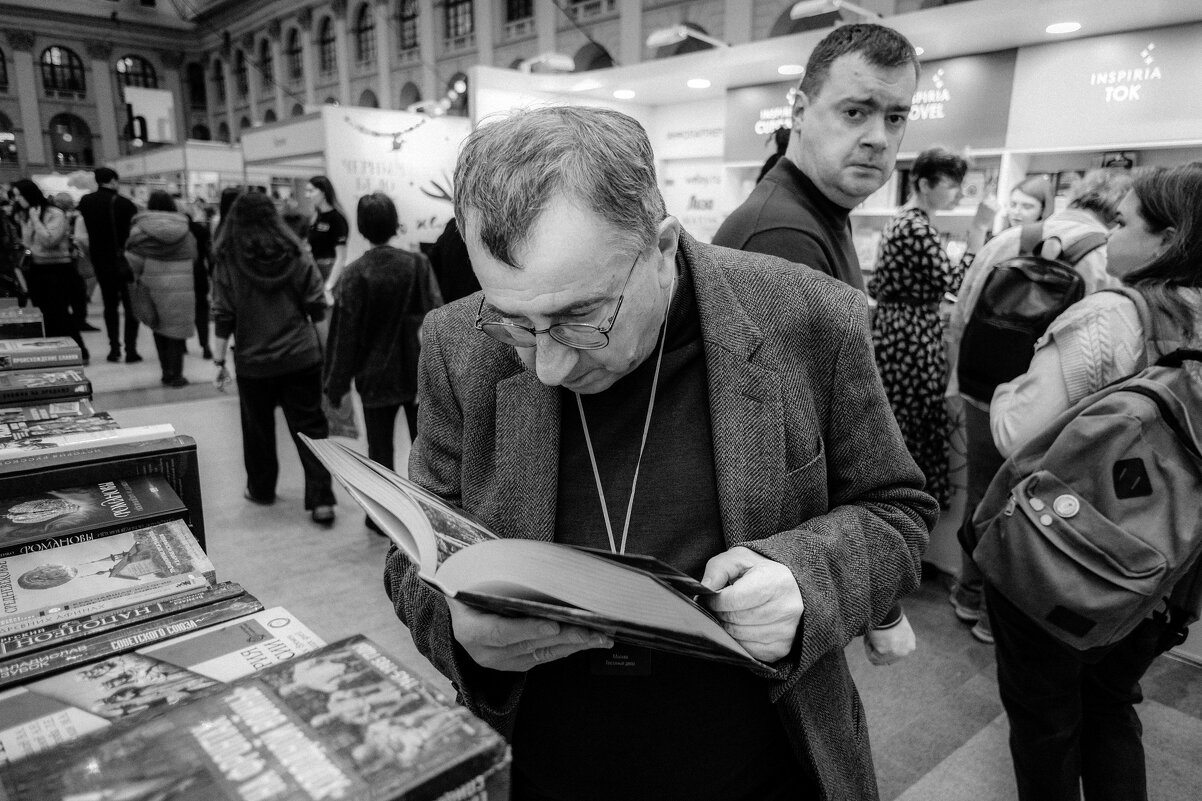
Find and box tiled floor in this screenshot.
[83,316,1202,801]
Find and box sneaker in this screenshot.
[971,620,995,645]
[311,505,336,525]
[243,488,275,505]
[948,584,982,623]
[166,376,189,388]
[125,352,143,364]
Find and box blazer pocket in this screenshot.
[778,441,828,529]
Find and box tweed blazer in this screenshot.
[385,230,937,800]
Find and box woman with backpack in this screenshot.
[985,162,1202,801]
[9,179,87,362]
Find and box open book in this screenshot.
[301,436,770,674]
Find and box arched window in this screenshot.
[263,108,277,123]
[258,39,273,90]
[238,116,251,140]
[217,120,230,142]
[399,81,420,108]
[398,1,419,51]
[354,4,376,66]
[291,102,305,117]
[212,60,226,103]
[0,48,9,92]
[116,55,158,88]
[190,123,211,140]
[444,0,473,38]
[234,50,249,98]
[358,88,378,108]
[0,112,17,164]
[41,46,86,94]
[48,113,93,168]
[318,18,337,75]
[286,29,303,81]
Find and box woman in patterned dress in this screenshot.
[869,148,989,507]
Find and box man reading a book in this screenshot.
[384,105,937,801]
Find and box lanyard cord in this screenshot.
[575,277,675,555]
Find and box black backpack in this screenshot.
[957,223,1108,401]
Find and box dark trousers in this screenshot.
[236,364,335,510]
[152,333,186,381]
[957,400,1009,602]
[987,586,1170,801]
[362,402,418,471]
[97,272,139,355]
[26,262,84,352]
[69,269,89,327]
[194,271,210,354]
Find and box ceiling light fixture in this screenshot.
[516,52,576,73]
[914,46,925,56]
[1045,21,1082,34]
[778,64,805,76]
[790,0,881,22]
[687,78,711,89]
[613,89,636,100]
[645,24,730,49]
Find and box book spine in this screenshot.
[0,380,90,406]
[0,581,246,659]
[0,591,263,690]
[0,350,83,371]
[0,510,187,561]
[0,574,212,637]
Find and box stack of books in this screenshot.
[0,327,512,798]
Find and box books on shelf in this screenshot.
[0,434,206,549]
[0,423,176,460]
[0,635,511,801]
[0,398,97,425]
[0,410,118,448]
[0,474,186,559]
[303,435,770,673]
[0,519,215,637]
[0,307,44,340]
[0,369,91,407]
[0,338,83,371]
[0,604,321,764]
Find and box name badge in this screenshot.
[589,645,653,676]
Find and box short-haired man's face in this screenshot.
[789,52,916,209]
[466,197,679,395]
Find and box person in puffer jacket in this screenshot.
[125,191,197,387]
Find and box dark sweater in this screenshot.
[323,245,442,407]
[712,157,865,292]
[77,187,137,273]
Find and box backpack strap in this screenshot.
[1103,286,1162,368]
[1018,223,1043,257]
[1059,232,1109,265]
[1156,349,1202,368]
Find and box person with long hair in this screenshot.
[987,162,1202,801]
[10,179,87,361]
[210,192,336,525]
[124,191,196,387]
[304,176,348,292]
[323,192,442,534]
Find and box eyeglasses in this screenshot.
[474,251,640,350]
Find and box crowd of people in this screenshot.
[1,20,1199,801]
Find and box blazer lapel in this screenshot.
[492,366,561,542]
[686,236,786,545]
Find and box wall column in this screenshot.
[220,44,237,138]
[373,0,392,107]
[3,30,45,167]
[297,8,317,109]
[618,0,640,66]
[473,0,494,66]
[723,0,753,46]
[332,0,351,105]
[240,34,260,125]
[268,20,286,119]
[86,41,121,163]
[417,0,437,103]
[157,50,188,143]
[534,0,555,57]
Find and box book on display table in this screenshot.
[0,337,83,371]
[302,435,772,675]
[0,368,91,407]
[0,410,118,448]
[0,307,44,340]
[0,398,97,424]
[0,423,176,460]
[0,635,512,801]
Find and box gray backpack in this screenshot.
[969,288,1202,651]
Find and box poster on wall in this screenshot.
[321,108,471,261]
[659,158,725,245]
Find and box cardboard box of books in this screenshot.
[0,635,511,801]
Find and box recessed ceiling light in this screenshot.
[778,64,804,76]
[1045,21,1081,34]
[613,89,636,100]
[914,46,925,56]
[687,78,711,89]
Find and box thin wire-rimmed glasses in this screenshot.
[473,251,640,350]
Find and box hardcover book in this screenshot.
[0,435,206,549]
[0,603,319,764]
[0,307,44,340]
[0,636,511,801]
[0,519,215,637]
[0,369,91,406]
[302,435,770,673]
[0,410,118,447]
[0,398,97,424]
[0,337,83,371]
[0,423,177,460]
[0,474,186,559]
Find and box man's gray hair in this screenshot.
[453,106,666,268]
[1067,169,1133,226]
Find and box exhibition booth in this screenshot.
[107,140,249,205]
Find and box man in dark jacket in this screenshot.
[77,167,141,362]
[712,24,919,293]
